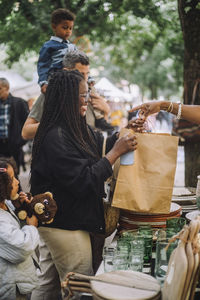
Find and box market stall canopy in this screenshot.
[0,70,40,100]
[95,77,133,102]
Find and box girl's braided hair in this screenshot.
[0,160,12,203]
[32,69,100,167]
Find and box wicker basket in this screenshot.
[104,201,120,237]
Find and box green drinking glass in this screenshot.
[166,217,186,233]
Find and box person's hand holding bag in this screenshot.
[104,117,145,166]
[127,117,146,133]
[105,132,137,166]
[129,101,163,119]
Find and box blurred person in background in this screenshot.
[110,102,124,131]
[88,76,114,135]
[0,78,29,173]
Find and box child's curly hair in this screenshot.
[0,160,12,203]
[0,157,18,175]
[51,8,75,25]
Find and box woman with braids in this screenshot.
[30,70,143,300]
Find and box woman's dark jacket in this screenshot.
[31,126,117,234]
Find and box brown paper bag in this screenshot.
[112,128,179,214]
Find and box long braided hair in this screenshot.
[32,70,100,167]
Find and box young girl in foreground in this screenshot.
[0,160,39,300]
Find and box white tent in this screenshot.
[11,81,40,100]
[0,70,40,100]
[95,77,133,102]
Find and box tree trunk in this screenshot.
[184,143,200,187]
[150,84,157,99]
[178,0,200,187]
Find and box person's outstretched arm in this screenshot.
[130,101,200,124]
[22,117,39,140]
[22,94,45,140]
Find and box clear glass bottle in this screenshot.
[196,175,200,210]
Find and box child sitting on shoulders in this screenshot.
[38,8,77,93]
[0,160,39,300]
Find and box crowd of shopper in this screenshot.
[1,6,200,300]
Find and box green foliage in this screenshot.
[0,0,184,98]
[88,1,183,98]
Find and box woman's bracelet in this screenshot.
[167,102,172,112]
[176,103,182,119]
[167,102,173,113]
[169,102,173,113]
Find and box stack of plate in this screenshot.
[119,203,182,230]
[172,187,197,215]
[185,210,200,221]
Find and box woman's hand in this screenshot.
[106,133,137,165]
[127,118,146,132]
[26,215,38,227]
[114,134,137,155]
[129,101,163,119]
